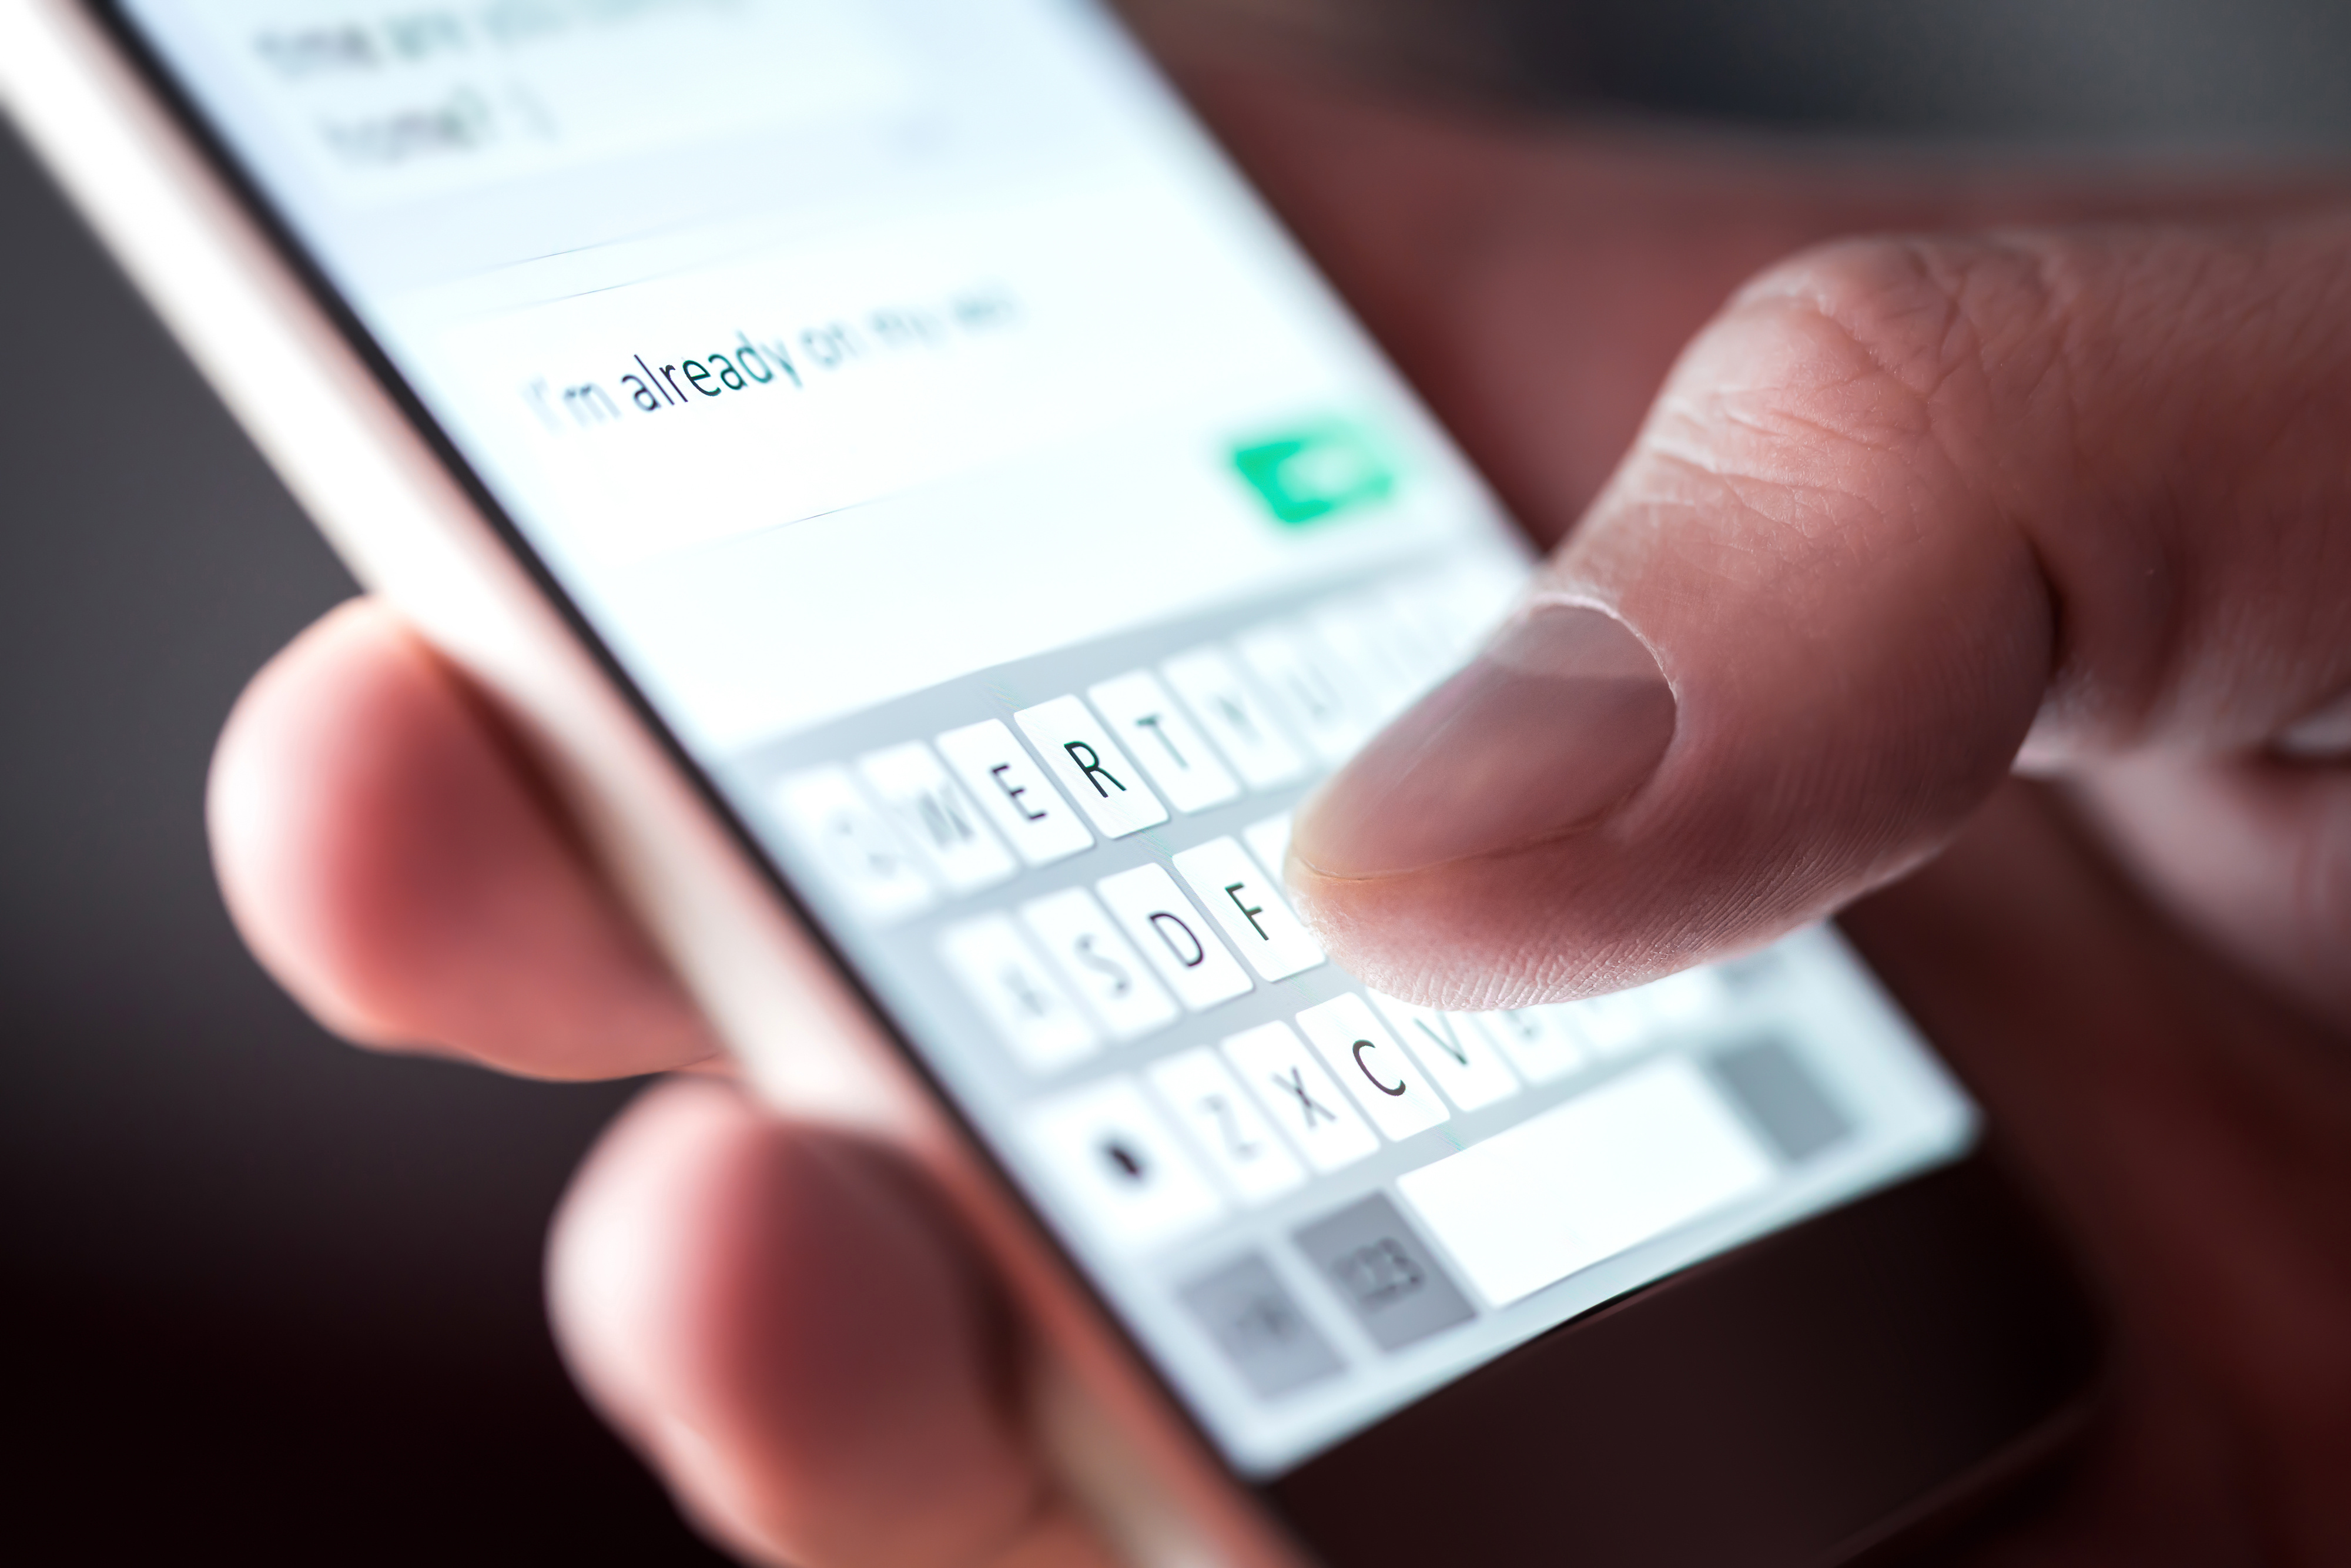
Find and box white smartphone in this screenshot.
[1,2,2098,1562]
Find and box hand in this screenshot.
[207,56,2351,1568]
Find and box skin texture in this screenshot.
[1288,216,2351,1007]
[206,58,2351,1568]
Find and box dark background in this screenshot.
[5,2,2347,1560]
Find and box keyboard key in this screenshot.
[1147,1047,1307,1204]
[1222,1021,1379,1173]
[1025,1077,1225,1252]
[935,718,1093,867]
[1566,989,1653,1057]
[1396,1058,1774,1305]
[1086,671,1241,813]
[855,742,1016,895]
[1178,1253,1343,1399]
[1382,574,1479,672]
[1365,581,1456,685]
[1306,593,1431,721]
[1293,1192,1476,1352]
[1642,965,1730,1026]
[1706,1038,1851,1162]
[1475,1004,1590,1085]
[1234,622,1374,765]
[1162,644,1310,789]
[1095,863,1254,1011]
[1014,695,1170,839]
[770,765,935,924]
[1368,993,1522,1112]
[1018,888,1179,1043]
[938,915,1099,1074]
[1172,836,1324,981]
[1418,552,1526,660]
[1242,812,1292,884]
[1294,994,1451,1141]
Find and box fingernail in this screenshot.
[1291,604,1676,879]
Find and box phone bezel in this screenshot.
[52,4,2104,1561]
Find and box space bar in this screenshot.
[1395,1058,1776,1307]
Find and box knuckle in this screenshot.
[1607,233,2071,567]
[1737,235,1970,375]
[1613,241,1964,559]
[1719,234,2041,443]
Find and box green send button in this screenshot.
[1230,418,1398,526]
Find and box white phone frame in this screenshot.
[0,3,1312,1562]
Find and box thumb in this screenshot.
[1289,214,2351,1005]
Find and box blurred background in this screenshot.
[6,0,2349,1559]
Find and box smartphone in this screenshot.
[1,2,2100,1562]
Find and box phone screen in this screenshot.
[118,0,1977,1476]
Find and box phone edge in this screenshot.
[0,5,1316,1563]
[0,7,2108,1562]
